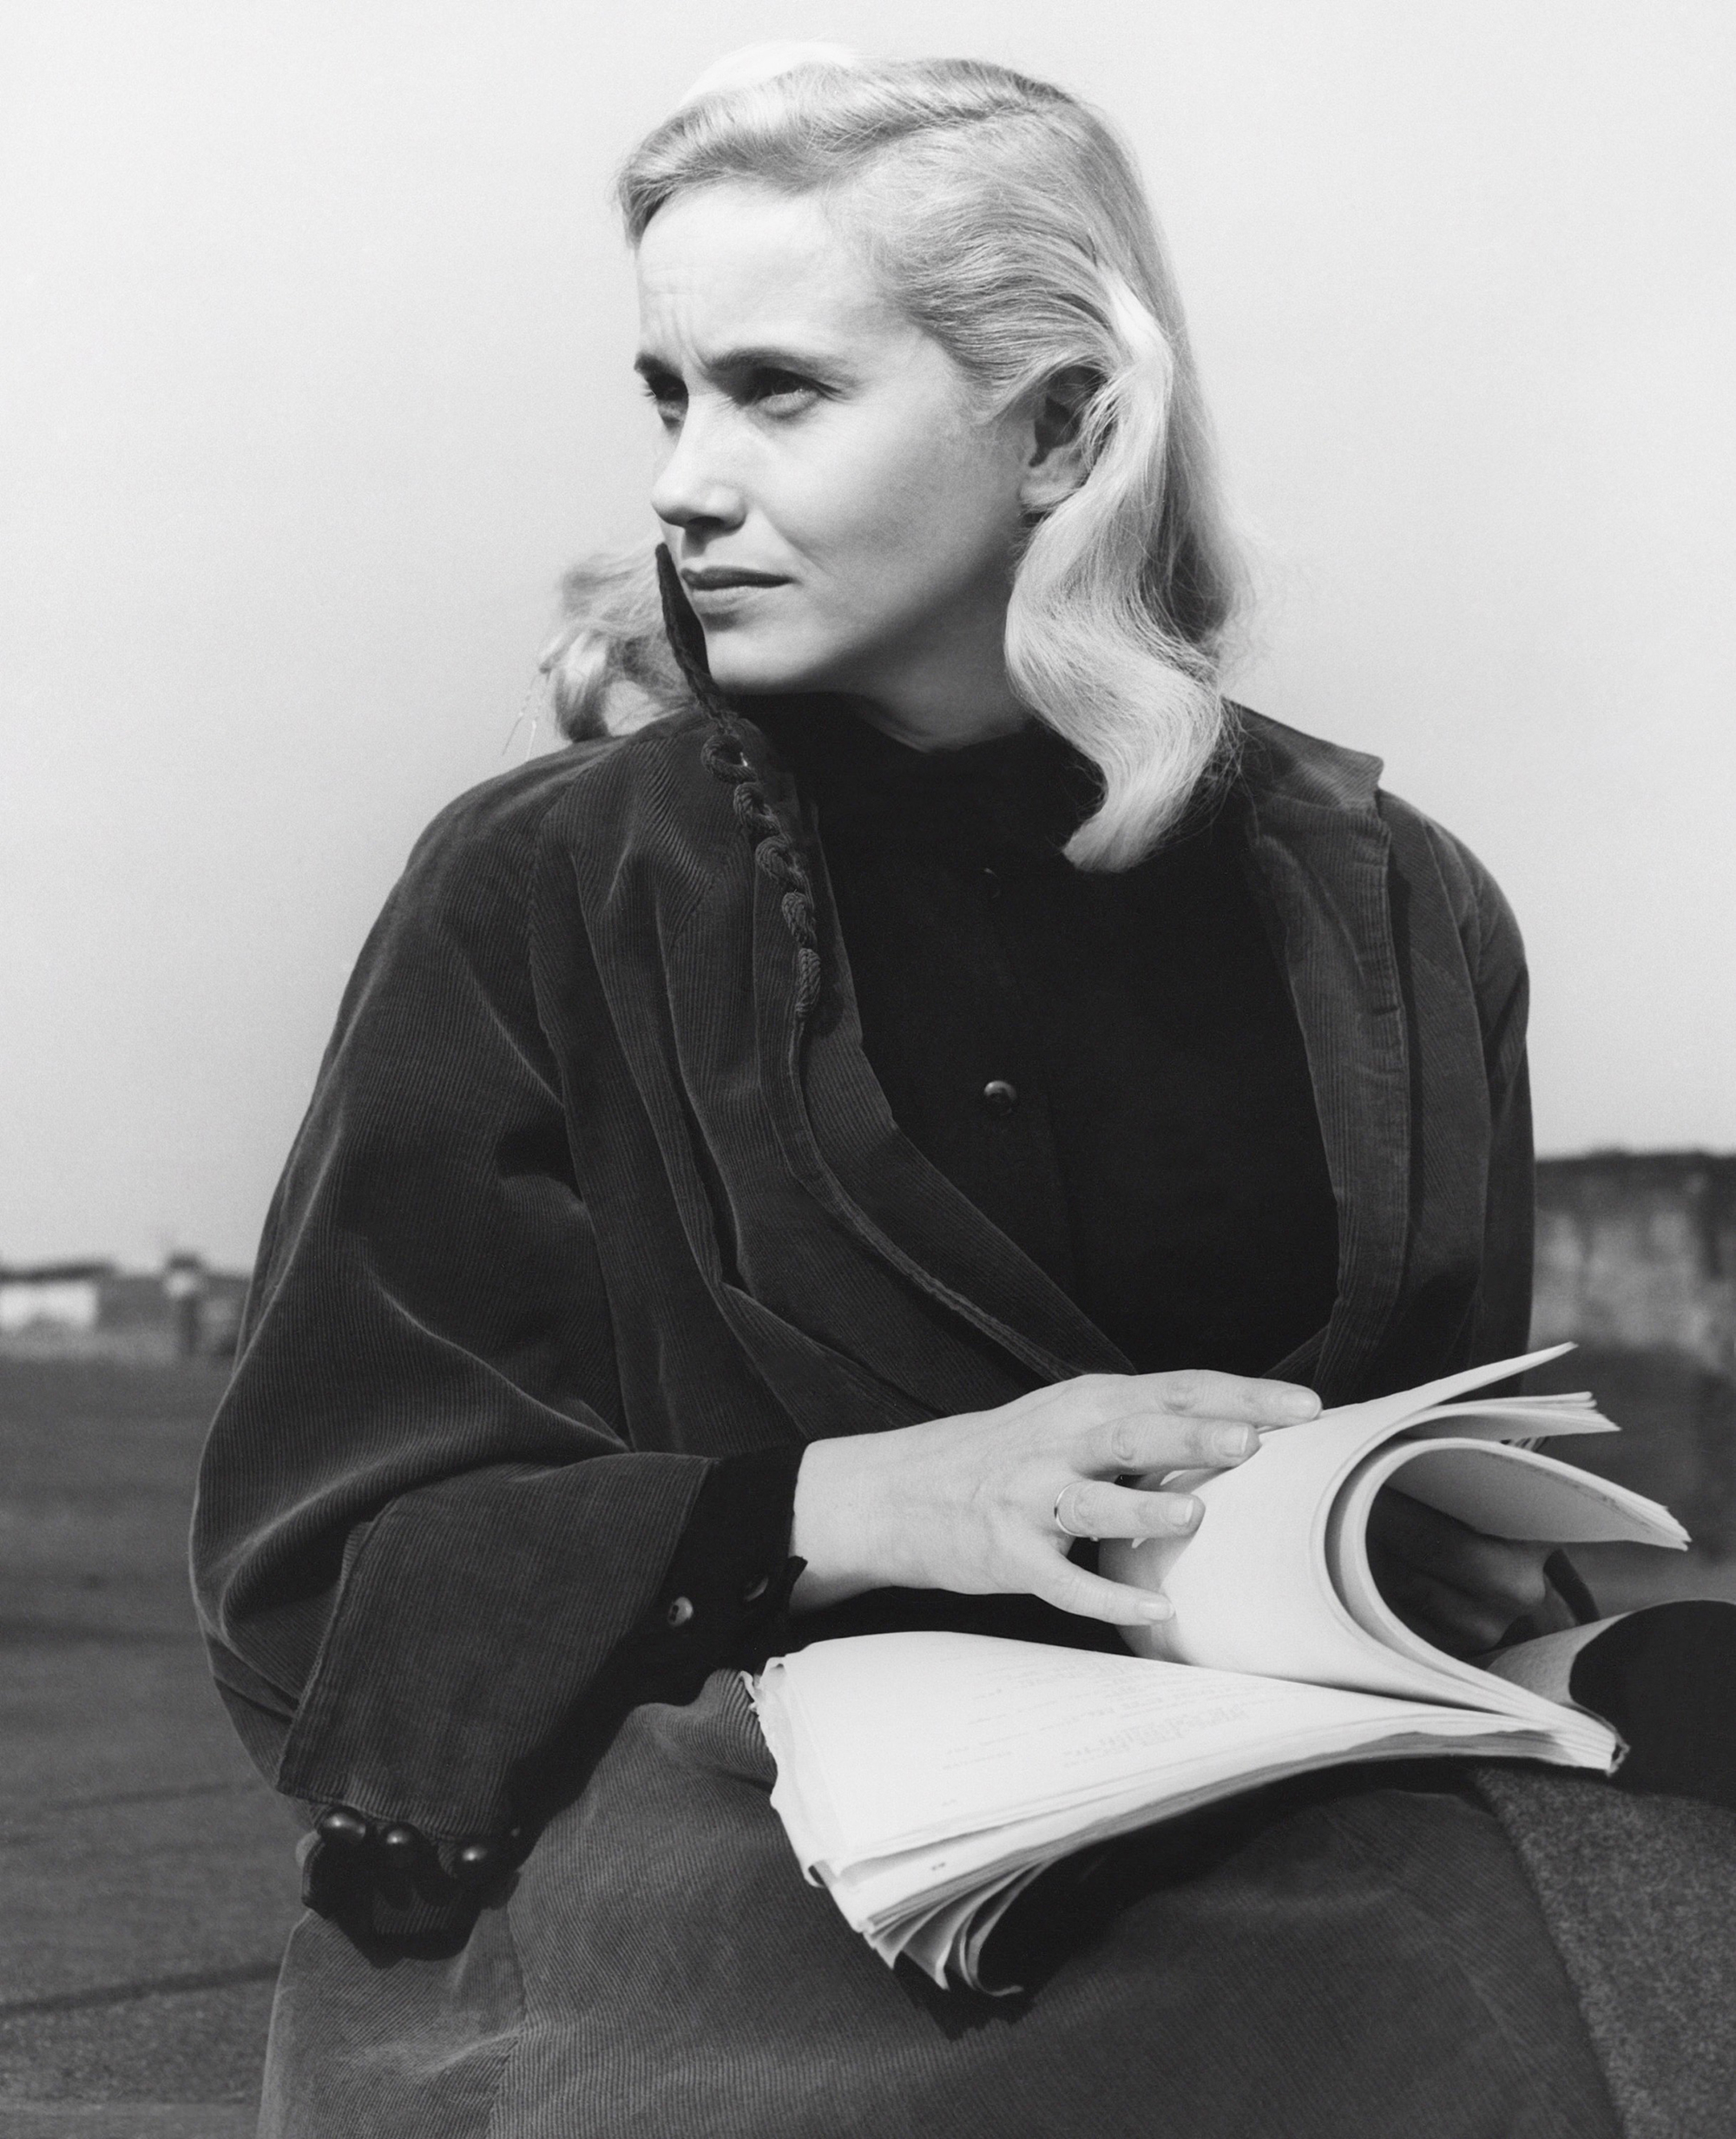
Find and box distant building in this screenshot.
[1534,1152,1736,1376]
[1531,1152,1736,1556]
[0,1256,248,1364]
[0,1262,108,1342]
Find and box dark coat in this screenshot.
[191,692,1534,1848]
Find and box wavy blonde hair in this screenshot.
[546,53,1244,869]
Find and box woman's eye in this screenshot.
[747,371,820,414]
[640,376,686,426]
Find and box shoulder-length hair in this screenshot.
[546,54,1244,870]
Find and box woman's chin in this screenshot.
[701,634,846,701]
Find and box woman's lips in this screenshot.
[681,569,789,591]
[681,570,789,620]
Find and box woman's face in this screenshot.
[635,181,1042,742]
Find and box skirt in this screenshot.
[257,1670,1736,2139]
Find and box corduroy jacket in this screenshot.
[191,687,1535,1851]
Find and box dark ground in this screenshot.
[0,1362,297,2136]
[2,1346,1732,2134]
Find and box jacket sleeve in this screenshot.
[191,767,799,1850]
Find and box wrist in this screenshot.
[790,1435,890,1614]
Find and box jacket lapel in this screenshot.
[1235,716,1414,1400]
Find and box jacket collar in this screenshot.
[1236,704,1385,813]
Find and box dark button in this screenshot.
[452,1840,501,1889]
[377,1824,424,1870]
[665,1595,695,1629]
[981,865,1003,898]
[315,1807,371,1849]
[980,1079,1019,1117]
[740,1573,772,1608]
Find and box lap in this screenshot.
[262,1673,1634,2139]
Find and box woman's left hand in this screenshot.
[1366,1489,1555,1656]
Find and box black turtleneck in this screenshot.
[654,697,1339,1657]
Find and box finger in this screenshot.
[1026,1555,1175,1629]
[1138,1370,1321,1426]
[1439,1537,1551,1617]
[1384,1591,1500,1659]
[1055,1479,1203,1541]
[1079,1411,1266,1478]
[1378,1576,1515,1656]
[1371,1557,1523,1656]
[1370,1493,1551,1616]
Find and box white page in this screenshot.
[1480,1616,1633,1705]
[1394,1399,1618,1443]
[1101,1345,1612,1704]
[1322,1441,1681,1716]
[754,1627,1612,1872]
[765,1636,1378,1859]
[814,1685,1611,1934]
[875,1694,1603,1994]
[1374,1441,1687,1544]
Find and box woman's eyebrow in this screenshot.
[634,342,850,383]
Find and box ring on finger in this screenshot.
[1053,1481,1098,1540]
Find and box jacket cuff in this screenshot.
[638,1443,807,1683]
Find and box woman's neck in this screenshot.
[808,596,1033,752]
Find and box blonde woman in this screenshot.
[195,53,1735,2137]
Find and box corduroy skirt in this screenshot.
[257,1670,1736,2139]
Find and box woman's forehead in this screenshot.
[634,182,904,368]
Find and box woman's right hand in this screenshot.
[789,1369,1320,1628]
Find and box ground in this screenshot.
[0,1362,297,2136]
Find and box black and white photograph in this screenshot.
[3,5,1734,2133]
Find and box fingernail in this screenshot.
[1137,1596,1174,1621]
[1214,1425,1259,1460]
[1277,1388,1321,1421]
[1167,1496,1202,1530]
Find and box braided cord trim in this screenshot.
[700,718,822,1021]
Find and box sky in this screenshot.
[3,0,1733,1271]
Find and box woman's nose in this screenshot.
[650,410,747,533]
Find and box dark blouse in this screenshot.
[662,699,1339,1621]
[758,697,1339,1375]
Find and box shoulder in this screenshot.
[404,708,713,881]
[1235,704,1522,971]
[384,707,729,927]
[332,710,724,1008]
[1378,791,1523,971]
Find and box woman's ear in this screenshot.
[1019,369,1095,516]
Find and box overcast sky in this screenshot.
[3,0,1733,1271]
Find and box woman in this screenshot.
[194,53,1736,2138]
